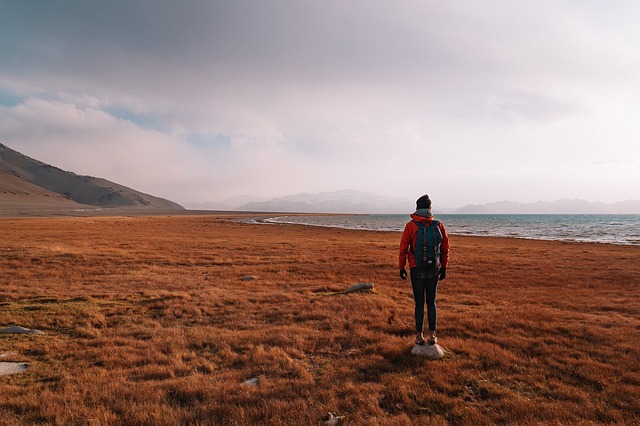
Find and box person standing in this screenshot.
[399,194,450,345]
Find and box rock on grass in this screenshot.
[411,344,446,359]
[0,326,44,335]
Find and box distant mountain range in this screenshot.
[227,190,640,214]
[236,189,412,214]
[453,199,640,214]
[4,141,636,215]
[0,143,183,212]
[182,195,271,212]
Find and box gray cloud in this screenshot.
[1,0,639,205]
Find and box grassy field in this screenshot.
[1,215,639,425]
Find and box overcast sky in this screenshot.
[1,1,638,208]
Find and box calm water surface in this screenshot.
[254,214,640,246]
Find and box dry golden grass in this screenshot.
[0,215,639,425]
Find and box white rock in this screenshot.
[0,326,44,335]
[343,282,374,293]
[0,362,28,376]
[411,343,446,359]
[242,377,260,386]
[323,412,344,425]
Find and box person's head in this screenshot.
[416,194,431,210]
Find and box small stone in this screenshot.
[0,326,44,335]
[344,282,374,293]
[0,362,28,376]
[239,275,256,281]
[323,412,344,425]
[411,343,446,359]
[242,377,260,386]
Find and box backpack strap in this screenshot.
[431,221,442,269]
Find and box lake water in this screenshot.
[253,214,640,246]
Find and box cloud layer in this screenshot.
[1,1,639,207]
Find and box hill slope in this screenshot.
[0,168,89,209]
[0,143,183,211]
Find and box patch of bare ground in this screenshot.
[0,215,639,424]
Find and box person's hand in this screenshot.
[399,269,407,280]
[438,267,446,281]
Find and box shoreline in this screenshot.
[2,209,639,246]
[237,213,640,247]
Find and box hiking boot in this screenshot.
[427,331,437,345]
[415,332,425,345]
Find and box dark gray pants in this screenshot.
[410,268,438,332]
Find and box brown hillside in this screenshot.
[0,143,183,211]
[0,215,638,425]
[0,169,93,211]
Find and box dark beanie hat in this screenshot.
[416,194,431,210]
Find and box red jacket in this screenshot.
[399,214,449,270]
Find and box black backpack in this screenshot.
[412,220,442,279]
